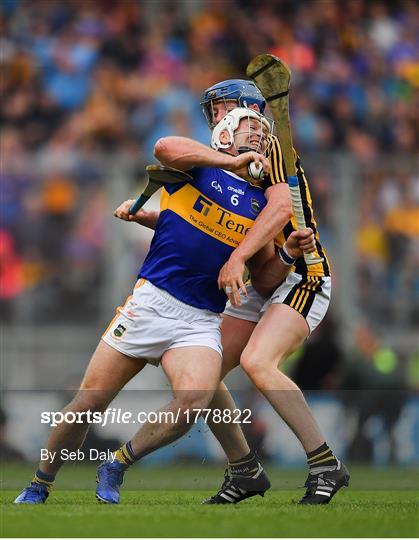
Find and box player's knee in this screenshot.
[240,348,283,385]
[175,391,213,417]
[69,391,110,415]
[240,349,263,381]
[153,137,168,161]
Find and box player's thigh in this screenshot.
[241,303,309,372]
[220,314,257,377]
[80,340,147,393]
[162,346,222,408]
[69,341,147,412]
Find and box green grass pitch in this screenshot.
[1,464,418,537]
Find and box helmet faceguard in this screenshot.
[201,79,266,129]
[211,107,272,155]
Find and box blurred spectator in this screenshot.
[0,406,26,462]
[357,166,418,328]
[1,0,415,156]
[341,323,407,462]
[0,0,416,337]
[291,315,343,391]
[407,351,419,390]
[0,230,23,321]
[384,180,419,324]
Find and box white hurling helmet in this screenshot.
[211,107,271,152]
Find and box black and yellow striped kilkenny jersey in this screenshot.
[259,135,331,278]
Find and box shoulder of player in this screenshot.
[267,135,298,154]
[188,167,248,198]
[190,166,265,195]
[189,165,238,179]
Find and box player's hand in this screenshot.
[217,253,248,307]
[113,200,149,224]
[227,151,270,181]
[284,228,316,259]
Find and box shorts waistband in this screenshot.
[140,279,219,318]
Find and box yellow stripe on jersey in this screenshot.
[266,136,287,185]
[266,135,286,185]
[160,185,255,248]
[270,144,330,276]
[261,136,330,277]
[297,162,331,276]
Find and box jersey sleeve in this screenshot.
[266,135,287,185]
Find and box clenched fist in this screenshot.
[113,201,159,230]
[284,228,316,259]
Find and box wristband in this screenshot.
[278,245,296,266]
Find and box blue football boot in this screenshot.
[96,461,126,504]
[14,482,50,504]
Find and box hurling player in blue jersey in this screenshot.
[122,80,348,507]
[14,107,311,505]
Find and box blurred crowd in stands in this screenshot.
[1,0,418,337]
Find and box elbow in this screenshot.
[266,185,293,224]
[275,203,293,226]
[153,138,169,162]
[154,137,183,168]
[282,201,293,222]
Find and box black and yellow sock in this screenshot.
[114,441,137,467]
[229,451,259,477]
[307,442,338,470]
[33,469,55,491]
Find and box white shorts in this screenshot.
[223,272,331,334]
[102,279,222,366]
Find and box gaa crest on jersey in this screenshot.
[250,198,262,215]
[211,180,223,193]
[113,324,126,339]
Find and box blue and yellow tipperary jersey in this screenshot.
[139,166,267,313]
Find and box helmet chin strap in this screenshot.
[237,146,253,154]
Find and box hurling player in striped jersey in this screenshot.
[199,80,349,505]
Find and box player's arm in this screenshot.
[217,137,293,305]
[154,136,270,178]
[114,200,159,230]
[229,182,292,261]
[251,228,316,298]
[113,131,270,229]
